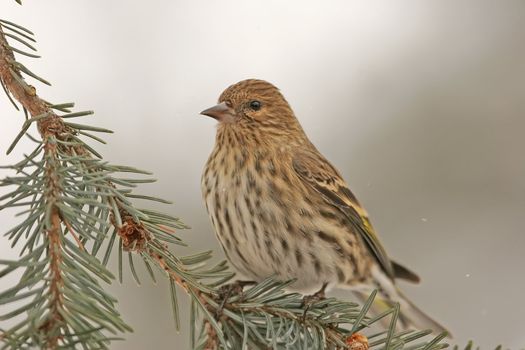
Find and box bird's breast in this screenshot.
[201,143,302,275]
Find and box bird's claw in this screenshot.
[214,280,256,319]
[301,283,328,322]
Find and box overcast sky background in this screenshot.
[1,1,524,349]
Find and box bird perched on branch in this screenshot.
[200,79,447,333]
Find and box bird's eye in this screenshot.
[249,100,262,111]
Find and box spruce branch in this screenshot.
[0,21,132,349]
[0,9,489,350]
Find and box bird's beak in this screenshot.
[200,102,235,122]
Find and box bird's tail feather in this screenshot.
[353,267,450,335]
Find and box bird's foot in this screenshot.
[301,283,328,322]
[215,280,256,319]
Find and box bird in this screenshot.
[200,78,447,333]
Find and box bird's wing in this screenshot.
[292,148,396,280]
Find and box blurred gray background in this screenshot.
[1,1,524,349]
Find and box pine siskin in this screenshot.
[200,79,447,333]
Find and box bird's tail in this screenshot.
[353,267,449,335]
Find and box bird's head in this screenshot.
[201,79,301,134]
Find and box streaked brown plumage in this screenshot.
[200,79,447,333]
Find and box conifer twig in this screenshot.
[0,23,66,349]
[1,20,130,350]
